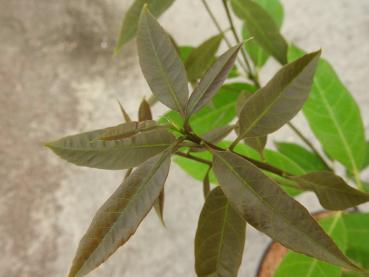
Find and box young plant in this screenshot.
[46,0,369,276]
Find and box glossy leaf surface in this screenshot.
[137,8,188,115]
[231,0,287,64]
[276,142,328,172]
[195,187,246,277]
[293,172,369,210]
[115,0,174,52]
[46,127,175,170]
[238,51,320,138]
[242,0,284,67]
[186,44,242,117]
[68,149,172,277]
[185,34,223,82]
[288,46,366,174]
[212,150,357,270]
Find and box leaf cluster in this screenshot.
[45,1,369,276]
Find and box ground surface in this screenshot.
[1,0,369,276]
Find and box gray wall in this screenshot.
[1,0,369,276]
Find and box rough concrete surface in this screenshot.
[1,0,369,276]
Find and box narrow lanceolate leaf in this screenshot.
[231,0,287,64]
[202,168,211,199]
[186,44,242,117]
[237,51,321,138]
[212,150,358,270]
[293,172,369,210]
[68,149,172,277]
[138,98,153,121]
[343,213,369,269]
[115,0,175,53]
[195,187,246,277]
[96,120,158,141]
[137,8,188,115]
[116,99,132,122]
[275,213,347,277]
[288,46,366,175]
[185,34,223,82]
[45,127,175,170]
[242,0,284,67]
[276,142,328,172]
[154,189,165,226]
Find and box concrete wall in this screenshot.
[1,0,369,276]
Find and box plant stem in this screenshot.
[201,0,249,75]
[286,122,333,171]
[175,151,212,166]
[221,0,259,85]
[186,131,291,177]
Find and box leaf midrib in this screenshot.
[313,78,359,175]
[234,0,285,62]
[214,152,342,261]
[145,16,184,114]
[51,143,171,152]
[240,59,310,137]
[77,152,169,275]
[189,48,238,115]
[305,213,342,277]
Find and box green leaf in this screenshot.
[96,120,158,141]
[231,0,287,64]
[137,8,188,115]
[178,46,194,62]
[186,44,242,117]
[185,34,223,82]
[237,51,321,138]
[68,148,172,277]
[195,187,246,277]
[343,213,369,269]
[276,142,328,172]
[46,127,175,170]
[174,151,216,183]
[274,213,347,277]
[293,172,369,210]
[115,0,175,53]
[212,150,358,270]
[288,46,366,176]
[138,98,153,121]
[264,149,305,175]
[242,0,284,67]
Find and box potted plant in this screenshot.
[46,0,369,276]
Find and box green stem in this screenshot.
[221,0,257,82]
[287,122,333,171]
[201,0,249,75]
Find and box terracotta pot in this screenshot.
[256,211,334,277]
